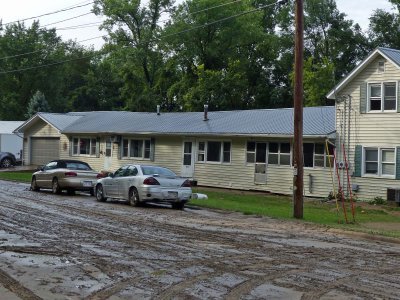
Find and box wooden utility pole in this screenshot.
[293,0,304,219]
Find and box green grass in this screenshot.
[0,171,32,183]
[191,187,400,238]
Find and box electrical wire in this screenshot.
[0,0,287,74]
[41,12,94,27]
[2,1,94,26]
[56,22,103,31]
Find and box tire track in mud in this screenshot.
[1,182,400,299]
[0,268,41,300]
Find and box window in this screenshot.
[268,142,291,166]
[378,61,385,73]
[122,139,151,159]
[246,142,256,163]
[368,82,397,111]
[303,143,333,168]
[364,147,395,177]
[197,141,231,163]
[72,137,97,156]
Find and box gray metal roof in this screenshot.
[0,121,24,134]
[38,112,87,131]
[62,106,335,137]
[379,47,400,67]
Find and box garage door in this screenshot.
[31,137,60,165]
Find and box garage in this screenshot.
[30,137,60,165]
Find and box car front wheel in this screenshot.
[52,178,61,194]
[31,177,40,192]
[129,188,141,207]
[96,184,107,202]
[0,158,12,168]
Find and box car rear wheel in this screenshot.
[0,158,12,168]
[96,184,107,202]
[172,202,185,210]
[52,178,61,194]
[129,188,141,207]
[31,177,40,192]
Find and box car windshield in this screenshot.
[65,162,92,171]
[141,166,176,177]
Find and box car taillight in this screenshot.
[96,173,105,179]
[65,172,77,177]
[181,179,191,187]
[143,177,160,185]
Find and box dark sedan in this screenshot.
[31,160,103,195]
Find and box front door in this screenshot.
[254,142,267,184]
[103,137,113,170]
[181,140,194,178]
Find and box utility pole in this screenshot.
[293,0,304,219]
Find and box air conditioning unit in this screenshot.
[387,188,400,202]
[111,135,121,143]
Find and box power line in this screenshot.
[2,1,94,26]
[0,35,105,61]
[41,12,94,27]
[0,0,287,74]
[56,22,103,31]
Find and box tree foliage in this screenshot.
[25,90,50,118]
[2,0,391,120]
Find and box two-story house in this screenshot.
[327,47,400,202]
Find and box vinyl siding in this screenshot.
[336,56,400,201]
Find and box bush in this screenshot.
[368,196,386,205]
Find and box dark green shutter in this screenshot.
[397,82,400,113]
[396,147,400,179]
[354,145,362,177]
[360,83,367,114]
[150,138,155,161]
[96,137,100,158]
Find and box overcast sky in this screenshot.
[0,0,395,50]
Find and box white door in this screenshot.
[103,137,113,170]
[181,141,194,178]
[254,142,267,184]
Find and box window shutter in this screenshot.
[360,83,367,114]
[150,138,155,161]
[353,145,362,177]
[396,147,400,179]
[69,137,73,156]
[397,82,400,113]
[117,140,122,160]
[96,137,100,158]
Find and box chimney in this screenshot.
[157,105,160,115]
[203,104,208,121]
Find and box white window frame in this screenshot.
[267,142,291,166]
[122,138,151,160]
[362,146,396,178]
[196,140,231,164]
[303,142,333,168]
[72,137,97,156]
[367,81,397,112]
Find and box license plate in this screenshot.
[83,181,93,187]
[168,191,178,199]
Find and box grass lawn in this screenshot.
[0,171,32,183]
[191,187,400,238]
[1,172,398,238]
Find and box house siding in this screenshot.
[336,56,400,201]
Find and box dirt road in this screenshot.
[0,180,399,299]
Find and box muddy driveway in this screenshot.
[0,180,399,300]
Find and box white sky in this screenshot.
[0,0,395,50]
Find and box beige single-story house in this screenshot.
[15,107,335,198]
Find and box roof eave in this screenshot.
[326,48,400,99]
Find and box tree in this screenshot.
[369,1,400,48]
[25,90,51,118]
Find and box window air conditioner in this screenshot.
[387,188,400,202]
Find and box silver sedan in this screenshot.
[95,164,192,209]
[31,160,102,195]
